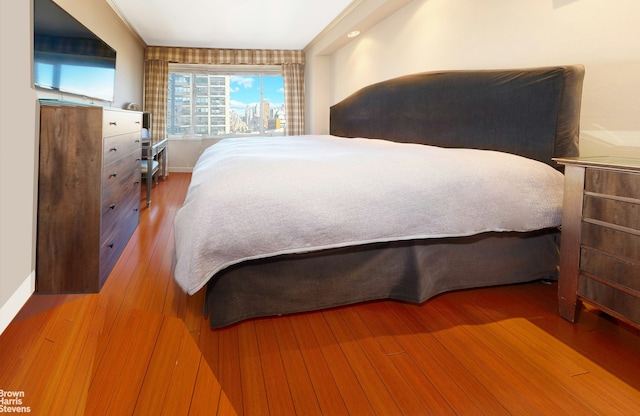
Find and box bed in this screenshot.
[174,64,585,328]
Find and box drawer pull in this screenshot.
[134,180,140,185]
[109,121,117,126]
[135,139,141,143]
[110,146,118,152]
[108,243,114,249]
[109,172,117,178]
[109,204,116,210]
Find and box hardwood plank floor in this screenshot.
[2,172,640,415]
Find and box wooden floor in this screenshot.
[2,173,640,415]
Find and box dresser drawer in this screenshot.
[103,109,142,137]
[101,184,140,239]
[102,168,139,217]
[104,132,142,166]
[585,169,640,198]
[99,200,140,285]
[581,222,640,262]
[103,151,141,191]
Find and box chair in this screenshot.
[141,128,160,206]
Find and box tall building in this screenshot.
[166,73,191,135]
[167,73,230,136]
[261,99,270,130]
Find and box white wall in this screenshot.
[0,0,145,335]
[165,139,225,173]
[0,0,39,334]
[306,0,640,157]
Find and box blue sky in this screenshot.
[229,75,284,115]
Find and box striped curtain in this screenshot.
[143,59,168,142]
[143,47,305,136]
[283,63,305,135]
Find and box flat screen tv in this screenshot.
[33,0,116,102]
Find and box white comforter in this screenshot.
[174,135,564,295]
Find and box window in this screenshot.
[167,64,285,139]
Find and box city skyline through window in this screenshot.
[167,67,285,139]
[229,75,284,117]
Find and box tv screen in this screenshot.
[33,0,116,102]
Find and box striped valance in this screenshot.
[145,47,305,65]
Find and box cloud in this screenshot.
[230,76,254,89]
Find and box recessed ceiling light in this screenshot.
[347,30,360,38]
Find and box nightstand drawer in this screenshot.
[585,169,640,198]
[581,222,640,262]
[583,195,640,231]
[580,247,640,292]
[578,277,640,324]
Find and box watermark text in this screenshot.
[0,390,31,413]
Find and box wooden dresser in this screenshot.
[555,156,640,327]
[37,103,142,293]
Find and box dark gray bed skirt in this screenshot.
[205,229,560,328]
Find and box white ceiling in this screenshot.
[107,0,356,50]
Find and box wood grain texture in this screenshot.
[586,168,640,198]
[36,105,142,293]
[3,172,640,415]
[37,105,104,292]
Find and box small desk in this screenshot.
[141,138,168,206]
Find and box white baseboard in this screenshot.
[168,167,193,173]
[0,271,35,335]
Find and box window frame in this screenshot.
[166,63,284,140]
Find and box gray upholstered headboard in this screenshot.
[330,65,584,170]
